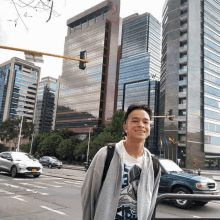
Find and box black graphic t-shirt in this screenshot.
[115,143,143,220]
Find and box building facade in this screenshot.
[34,77,59,134]
[117,13,161,154]
[0,57,40,123]
[55,0,121,134]
[160,0,220,169]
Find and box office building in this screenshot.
[55,0,121,134]
[0,57,40,123]
[34,77,59,134]
[117,13,161,154]
[160,0,220,169]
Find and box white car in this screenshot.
[0,152,43,178]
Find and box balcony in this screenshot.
[179,67,187,75]
[178,141,186,146]
[180,34,187,42]
[179,92,186,98]
[178,103,186,109]
[180,2,188,11]
[178,115,186,121]
[179,56,188,64]
[180,13,188,21]
[179,79,187,86]
[178,127,186,134]
[179,45,187,53]
[180,23,188,32]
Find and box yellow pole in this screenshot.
[0,46,89,63]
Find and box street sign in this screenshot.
[25,53,44,63]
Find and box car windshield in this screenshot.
[12,153,34,161]
[51,157,58,161]
[160,159,183,173]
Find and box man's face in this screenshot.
[123,109,151,141]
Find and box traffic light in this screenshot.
[79,50,86,70]
[168,109,173,121]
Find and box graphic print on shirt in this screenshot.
[115,163,142,220]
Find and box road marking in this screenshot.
[12,195,27,202]
[36,182,62,187]
[0,183,49,195]
[0,189,15,195]
[64,180,82,185]
[210,202,220,205]
[193,216,201,218]
[19,183,47,189]
[41,206,67,216]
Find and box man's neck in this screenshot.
[123,138,145,159]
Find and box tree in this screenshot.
[38,132,62,156]
[6,0,62,31]
[104,109,125,141]
[0,143,8,153]
[0,118,20,151]
[22,119,34,141]
[20,142,31,153]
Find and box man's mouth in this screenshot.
[135,130,146,133]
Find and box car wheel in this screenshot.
[194,201,208,206]
[173,187,193,209]
[58,167,61,169]
[48,164,52,169]
[33,174,40,178]
[11,166,17,178]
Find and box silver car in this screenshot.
[0,152,43,178]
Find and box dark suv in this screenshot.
[159,159,219,209]
[39,156,62,169]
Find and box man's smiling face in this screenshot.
[123,109,151,141]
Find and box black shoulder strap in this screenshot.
[152,155,160,180]
[101,143,115,187]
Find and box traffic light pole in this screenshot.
[0,46,89,63]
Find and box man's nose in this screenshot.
[138,121,144,127]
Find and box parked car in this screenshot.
[39,156,62,169]
[158,158,219,209]
[0,152,43,178]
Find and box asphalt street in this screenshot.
[0,167,219,219]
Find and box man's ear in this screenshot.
[123,124,127,132]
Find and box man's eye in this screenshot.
[132,121,138,122]
[144,122,149,124]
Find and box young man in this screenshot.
[81,104,161,220]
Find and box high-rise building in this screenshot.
[0,57,40,123]
[55,0,121,134]
[34,77,59,134]
[117,13,161,154]
[160,0,220,169]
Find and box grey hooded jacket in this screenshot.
[81,140,161,220]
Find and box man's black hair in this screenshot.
[124,103,152,124]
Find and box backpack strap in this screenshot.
[101,143,115,187]
[151,155,160,180]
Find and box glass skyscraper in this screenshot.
[34,77,58,134]
[117,13,161,154]
[161,0,220,169]
[55,0,121,134]
[0,57,40,123]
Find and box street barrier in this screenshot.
[154,194,220,220]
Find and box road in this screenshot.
[0,167,219,219]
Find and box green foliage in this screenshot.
[22,119,34,141]
[0,143,8,152]
[75,110,125,159]
[104,109,125,141]
[56,139,73,158]
[20,143,31,153]
[0,117,20,143]
[38,132,62,156]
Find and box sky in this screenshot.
[0,0,165,80]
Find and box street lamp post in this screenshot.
[29,132,35,154]
[17,115,24,152]
[84,124,91,164]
